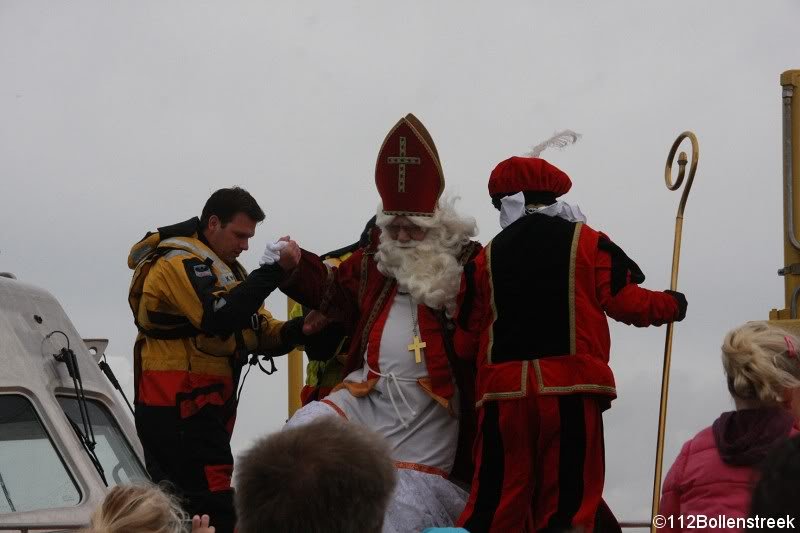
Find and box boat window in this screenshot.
[57,397,148,487]
[0,394,81,513]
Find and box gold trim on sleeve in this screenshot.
[486,242,498,365]
[358,253,370,303]
[568,222,583,355]
[358,279,395,356]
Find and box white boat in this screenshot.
[0,273,148,532]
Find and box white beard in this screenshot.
[375,237,464,316]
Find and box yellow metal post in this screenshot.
[770,70,800,333]
[287,298,304,418]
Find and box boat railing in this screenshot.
[620,521,652,530]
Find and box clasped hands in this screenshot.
[258,236,330,335]
[259,236,301,271]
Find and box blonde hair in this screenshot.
[722,321,800,405]
[82,484,187,533]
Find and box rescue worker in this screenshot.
[127,186,305,533]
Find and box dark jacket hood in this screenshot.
[712,407,795,466]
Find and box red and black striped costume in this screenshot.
[457,213,685,532]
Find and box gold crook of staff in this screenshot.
[650,131,699,532]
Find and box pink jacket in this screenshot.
[659,409,797,532]
[659,426,755,532]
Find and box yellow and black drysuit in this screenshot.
[128,217,303,533]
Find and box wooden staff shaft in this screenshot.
[650,131,697,532]
[651,215,683,529]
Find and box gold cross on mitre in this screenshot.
[407,335,427,364]
[387,136,421,193]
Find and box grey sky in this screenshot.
[1,0,798,523]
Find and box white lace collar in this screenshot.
[499,192,587,229]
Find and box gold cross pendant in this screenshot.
[407,335,427,363]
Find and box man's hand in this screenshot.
[278,239,301,271]
[260,239,287,266]
[191,514,215,533]
[665,290,687,321]
[303,309,331,335]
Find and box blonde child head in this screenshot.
[83,484,186,533]
[722,321,800,407]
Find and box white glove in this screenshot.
[260,240,288,266]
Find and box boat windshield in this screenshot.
[57,396,148,487]
[0,394,81,513]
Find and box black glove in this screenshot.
[279,317,306,348]
[304,322,349,362]
[665,290,687,322]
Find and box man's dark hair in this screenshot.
[234,418,396,533]
[748,434,800,530]
[200,187,265,229]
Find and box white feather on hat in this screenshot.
[524,130,582,158]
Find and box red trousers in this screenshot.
[458,394,605,533]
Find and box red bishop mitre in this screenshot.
[375,114,444,216]
[488,156,572,198]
